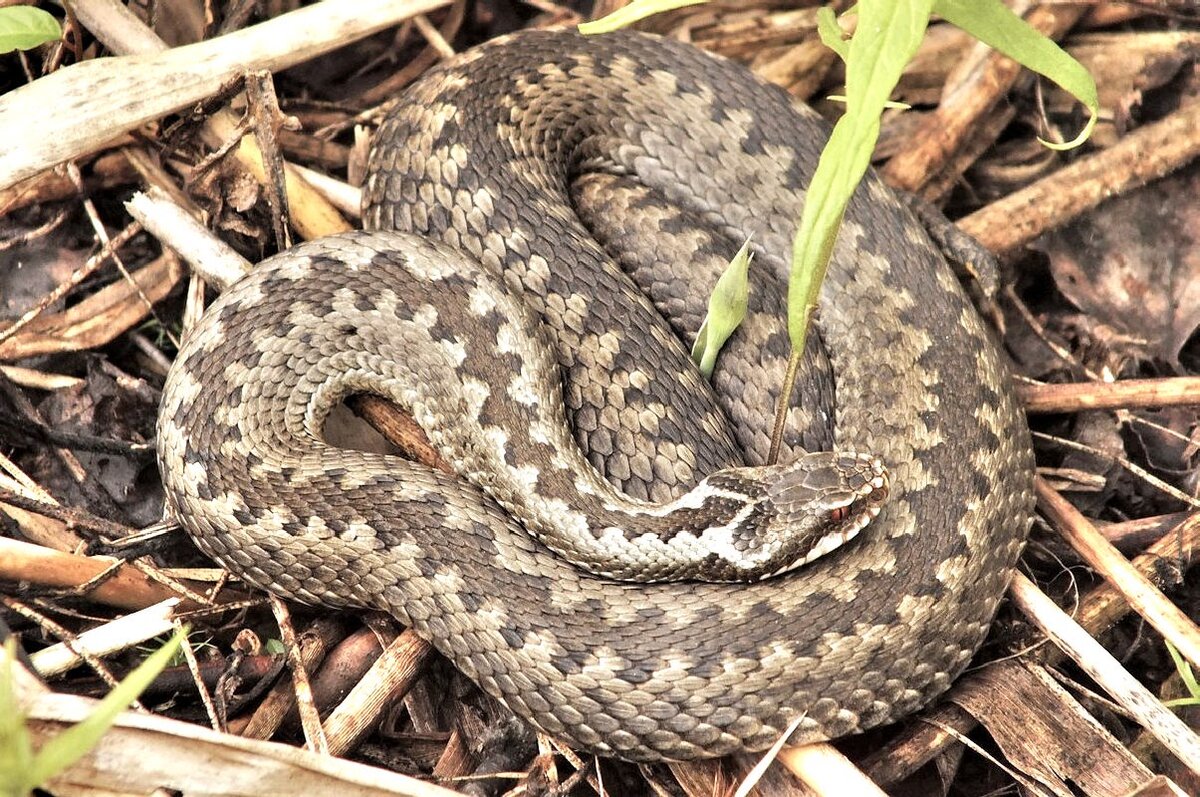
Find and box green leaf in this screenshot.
[1166,640,1200,700]
[933,0,1097,149]
[788,0,933,354]
[0,7,61,55]
[25,630,185,789]
[0,638,36,797]
[578,0,708,35]
[691,239,753,379]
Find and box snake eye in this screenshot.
[830,505,849,524]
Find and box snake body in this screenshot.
[158,30,1035,761]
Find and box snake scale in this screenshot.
[157,29,1035,761]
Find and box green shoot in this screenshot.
[0,640,35,797]
[766,0,932,460]
[1164,640,1200,709]
[691,239,753,378]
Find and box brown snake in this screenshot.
[157,29,1035,761]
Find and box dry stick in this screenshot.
[668,759,736,797]
[126,556,235,610]
[0,462,84,552]
[778,745,885,797]
[1021,377,1200,413]
[0,205,71,251]
[67,161,177,347]
[175,618,224,732]
[431,730,474,783]
[0,485,137,542]
[0,536,239,612]
[1068,512,1200,641]
[322,630,434,757]
[1008,572,1200,773]
[67,0,366,242]
[0,0,452,189]
[1004,286,1104,383]
[0,366,81,391]
[959,99,1200,256]
[29,598,180,678]
[919,105,1016,205]
[1100,512,1192,554]
[355,0,468,107]
[239,617,349,741]
[0,379,89,490]
[858,703,976,787]
[0,153,137,216]
[2,596,127,695]
[19,688,469,797]
[57,0,171,56]
[270,597,330,755]
[126,189,251,290]
[1035,432,1200,510]
[412,13,457,59]
[881,3,1085,194]
[1035,478,1200,672]
[692,6,821,56]
[292,164,363,220]
[0,226,209,364]
[245,70,296,250]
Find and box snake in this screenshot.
[157,29,1036,761]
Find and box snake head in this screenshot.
[752,451,889,579]
[657,451,890,583]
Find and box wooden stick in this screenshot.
[1020,376,1200,413]
[959,99,1200,256]
[779,743,887,796]
[0,0,450,189]
[1036,478,1200,672]
[1009,572,1200,774]
[21,689,467,796]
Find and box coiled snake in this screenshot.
[157,29,1035,761]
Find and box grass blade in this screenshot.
[25,630,185,789]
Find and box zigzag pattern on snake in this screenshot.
[157,29,1035,761]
